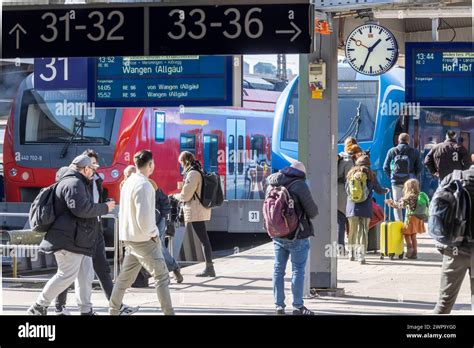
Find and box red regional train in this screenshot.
[3,74,279,203]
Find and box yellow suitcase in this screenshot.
[380,198,404,260]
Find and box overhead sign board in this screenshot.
[90,56,235,107]
[2,3,313,58]
[406,42,474,106]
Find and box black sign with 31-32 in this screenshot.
[1,3,312,58]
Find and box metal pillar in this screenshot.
[300,19,338,290]
[432,18,439,42]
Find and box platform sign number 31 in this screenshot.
[249,211,260,223]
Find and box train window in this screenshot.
[155,111,165,142]
[238,135,244,174]
[19,90,115,145]
[282,84,299,142]
[251,135,265,162]
[180,134,196,154]
[338,81,378,143]
[228,135,235,175]
[203,135,218,173]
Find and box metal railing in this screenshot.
[0,211,121,283]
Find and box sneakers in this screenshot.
[275,306,285,315]
[119,304,140,316]
[359,259,367,265]
[173,266,184,283]
[81,310,98,316]
[27,303,48,316]
[292,306,315,316]
[348,252,355,261]
[55,305,71,316]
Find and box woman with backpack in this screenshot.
[173,151,215,277]
[385,178,427,259]
[346,155,390,264]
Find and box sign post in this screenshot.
[2,3,313,58]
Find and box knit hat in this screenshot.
[345,144,363,156]
[356,155,371,167]
[290,161,307,175]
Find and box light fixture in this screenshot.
[111,169,120,179]
[9,168,17,177]
[373,7,472,19]
[21,172,30,181]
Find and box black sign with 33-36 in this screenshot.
[1,3,312,58]
[149,4,312,55]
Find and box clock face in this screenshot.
[345,24,399,76]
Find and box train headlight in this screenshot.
[111,169,120,179]
[9,168,17,177]
[21,172,30,181]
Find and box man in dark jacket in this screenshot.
[424,130,471,182]
[155,186,183,283]
[266,161,318,316]
[55,150,138,315]
[433,165,474,314]
[383,133,422,221]
[27,155,115,315]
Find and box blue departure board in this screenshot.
[89,55,233,107]
[405,42,474,106]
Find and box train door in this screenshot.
[226,119,246,199]
[203,134,218,173]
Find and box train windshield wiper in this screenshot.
[338,102,362,144]
[59,119,102,158]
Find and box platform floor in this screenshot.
[1,234,472,315]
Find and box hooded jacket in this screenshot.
[39,168,109,257]
[266,167,319,240]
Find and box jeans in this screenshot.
[392,184,404,222]
[37,250,94,314]
[109,240,174,315]
[434,246,474,314]
[158,218,179,272]
[273,238,310,309]
[56,231,114,307]
[337,210,347,248]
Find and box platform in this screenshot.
[1,234,472,315]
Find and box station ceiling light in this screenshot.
[373,6,473,18]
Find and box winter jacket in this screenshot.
[266,167,319,240]
[155,188,171,224]
[174,163,211,223]
[119,172,159,242]
[383,142,422,185]
[346,168,387,219]
[424,139,472,181]
[337,152,355,213]
[39,168,109,257]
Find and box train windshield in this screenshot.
[338,81,378,143]
[19,89,115,145]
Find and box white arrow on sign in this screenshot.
[275,21,302,42]
[8,23,27,50]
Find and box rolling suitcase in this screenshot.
[380,194,404,260]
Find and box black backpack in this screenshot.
[29,174,74,232]
[195,170,224,208]
[391,148,411,181]
[29,183,60,233]
[428,170,472,246]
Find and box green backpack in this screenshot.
[411,192,430,221]
[347,170,369,203]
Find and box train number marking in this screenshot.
[249,211,260,222]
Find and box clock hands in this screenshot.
[360,38,383,72]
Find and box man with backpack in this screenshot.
[383,133,422,222]
[431,164,474,314]
[264,161,318,315]
[27,155,116,315]
[424,130,472,182]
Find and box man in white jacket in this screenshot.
[109,150,174,315]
